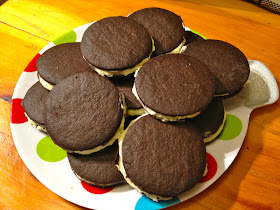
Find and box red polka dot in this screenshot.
[11,98,28,124]
[199,153,217,183]
[81,181,114,194]
[24,53,40,72]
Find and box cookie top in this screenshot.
[134,54,215,116]
[129,7,185,56]
[120,115,206,198]
[191,98,225,143]
[182,39,250,95]
[44,71,123,152]
[67,142,124,187]
[81,16,153,70]
[37,42,90,86]
[109,76,142,109]
[22,82,49,126]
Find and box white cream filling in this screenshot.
[132,84,200,122]
[214,92,230,97]
[25,113,47,133]
[180,45,187,53]
[167,38,186,54]
[74,94,127,155]
[127,108,146,116]
[203,109,227,143]
[117,114,171,202]
[203,164,208,177]
[93,39,155,77]
[39,75,54,91]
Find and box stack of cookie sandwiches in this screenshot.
[21,7,250,202]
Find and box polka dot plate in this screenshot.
[10,23,279,210]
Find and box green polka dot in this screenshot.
[36,136,67,162]
[218,114,242,140]
[53,30,76,45]
[190,29,207,40]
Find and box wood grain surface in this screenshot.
[0,0,280,209]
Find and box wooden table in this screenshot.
[1,0,279,209]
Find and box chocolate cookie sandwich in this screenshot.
[128,7,186,56]
[44,71,126,154]
[81,16,154,77]
[182,39,250,96]
[133,54,215,122]
[117,114,206,201]
[22,82,49,132]
[68,142,124,187]
[191,98,226,143]
[37,42,90,90]
[109,76,145,116]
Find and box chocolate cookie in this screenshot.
[129,7,186,56]
[182,39,250,96]
[37,42,90,90]
[185,31,204,44]
[118,114,206,201]
[133,54,215,122]
[191,98,226,143]
[44,71,125,154]
[67,142,124,187]
[81,16,153,77]
[109,76,145,116]
[22,82,49,132]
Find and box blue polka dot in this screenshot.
[135,195,180,210]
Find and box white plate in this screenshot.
[10,23,279,210]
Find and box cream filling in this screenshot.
[214,93,230,97]
[203,109,227,144]
[203,164,208,177]
[74,94,127,155]
[167,38,186,54]
[117,114,172,202]
[132,85,200,122]
[180,45,187,53]
[93,39,155,77]
[39,75,54,91]
[25,113,47,133]
[127,108,146,116]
